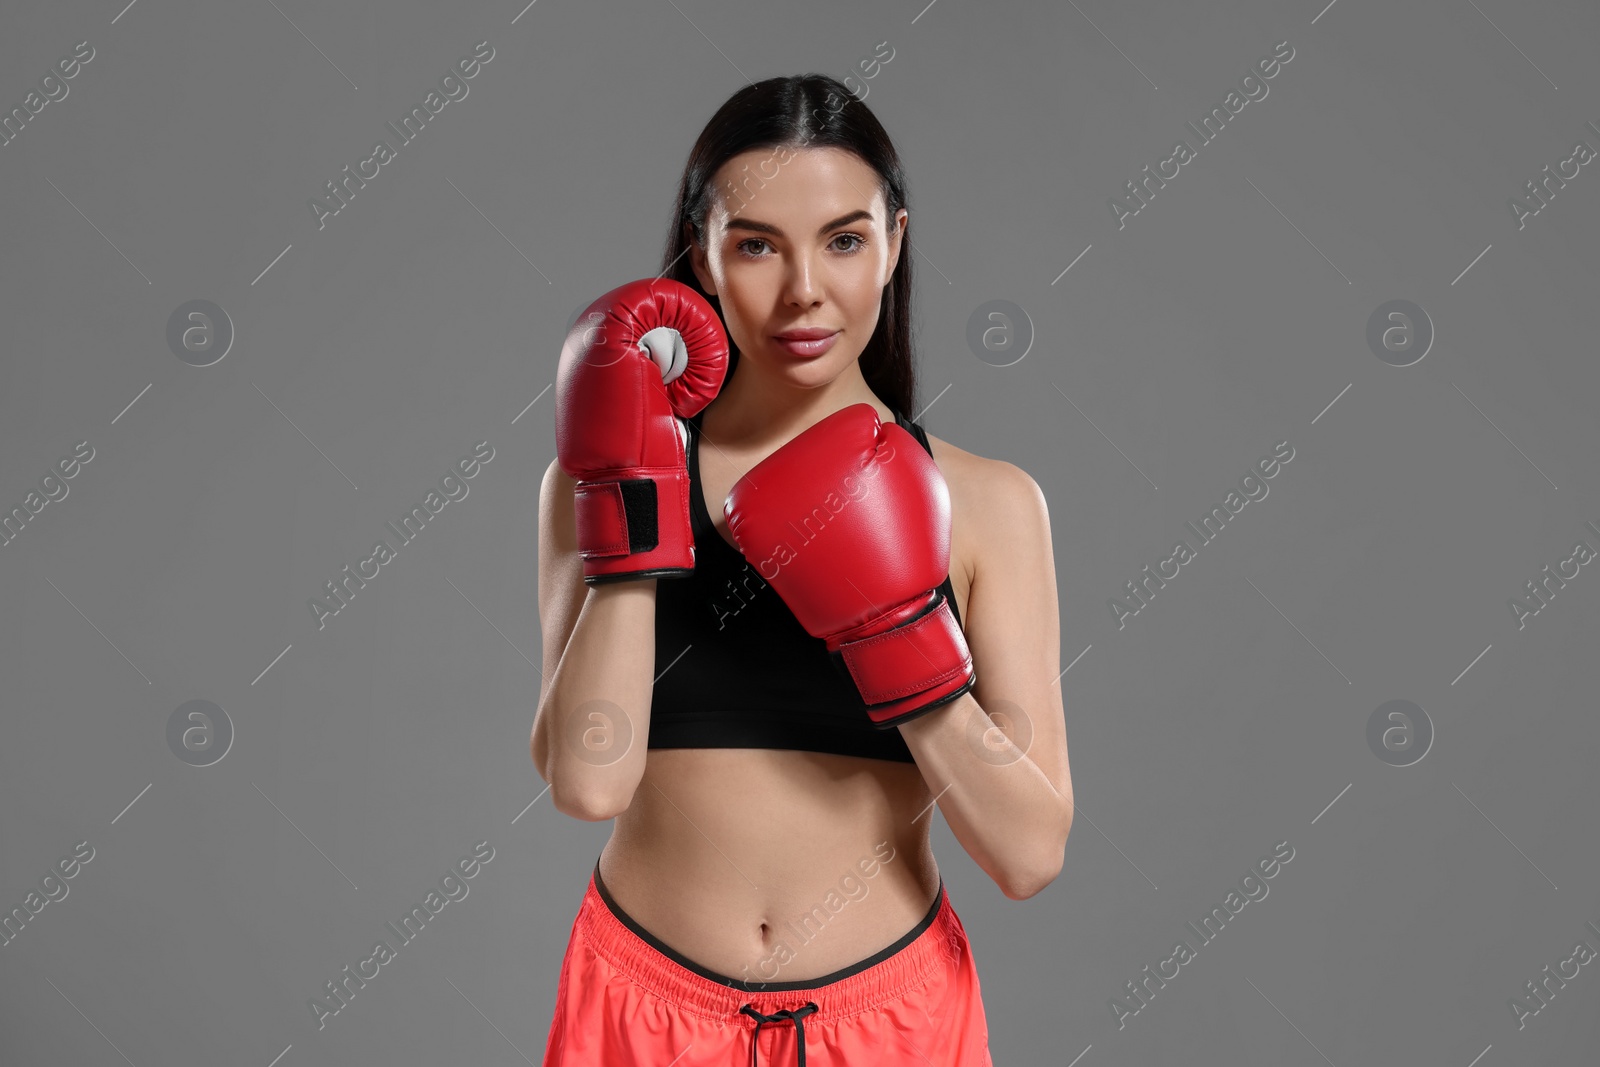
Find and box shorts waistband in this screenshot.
[580,857,953,1022]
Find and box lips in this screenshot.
[771,329,840,358]
[773,327,839,341]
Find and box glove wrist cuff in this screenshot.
[572,465,693,584]
[829,590,976,728]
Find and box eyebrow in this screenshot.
[725,209,874,237]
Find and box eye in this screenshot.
[734,234,870,260]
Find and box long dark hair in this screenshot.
[659,74,918,419]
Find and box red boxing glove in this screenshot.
[724,403,976,728]
[556,278,728,584]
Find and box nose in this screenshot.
[781,250,823,309]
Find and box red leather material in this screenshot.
[572,480,629,557]
[837,594,975,725]
[724,403,976,723]
[555,279,727,582]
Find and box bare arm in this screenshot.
[897,459,1073,900]
[531,457,656,821]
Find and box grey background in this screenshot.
[2,0,1598,1064]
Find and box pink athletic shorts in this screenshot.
[541,859,993,1065]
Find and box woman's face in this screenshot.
[690,146,906,386]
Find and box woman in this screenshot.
[533,73,1071,1066]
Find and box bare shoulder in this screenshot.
[924,432,1045,516]
[922,432,1049,581]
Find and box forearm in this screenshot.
[536,581,657,819]
[896,691,1072,899]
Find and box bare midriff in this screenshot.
[598,748,943,983]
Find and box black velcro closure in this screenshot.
[615,479,659,552]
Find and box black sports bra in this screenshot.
[648,407,961,763]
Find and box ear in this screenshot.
[686,223,717,297]
[884,208,908,285]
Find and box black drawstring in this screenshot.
[740,1001,819,1066]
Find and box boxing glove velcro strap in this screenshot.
[572,477,660,558]
[832,592,973,709]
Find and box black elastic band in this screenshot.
[589,856,943,992]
